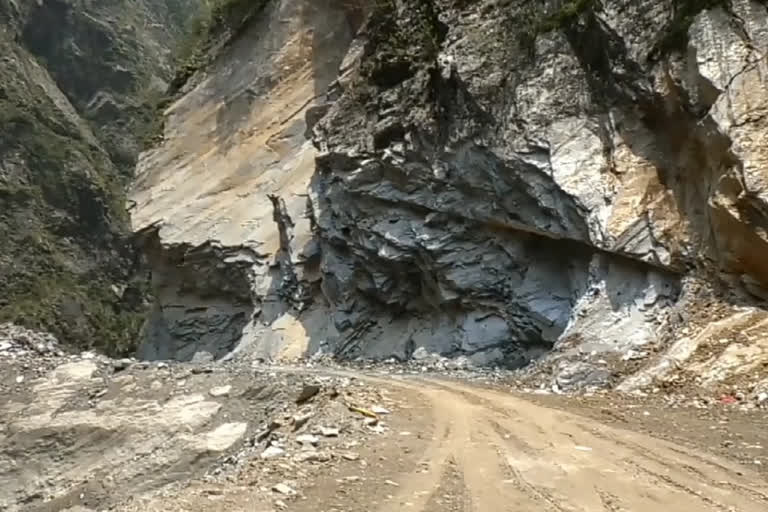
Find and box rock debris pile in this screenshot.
[0,331,399,512]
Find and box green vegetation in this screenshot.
[535,0,596,33]
[141,0,270,147]
[514,0,596,54]
[0,37,144,355]
[650,0,728,59]
[0,270,146,356]
[357,0,444,88]
[510,0,731,60]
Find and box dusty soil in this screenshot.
[529,391,768,476]
[341,374,768,512]
[3,344,768,511]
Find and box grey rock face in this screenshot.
[306,0,691,363]
[132,0,768,382]
[135,225,261,361]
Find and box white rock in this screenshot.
[411,347,431,360]
[296,434,319,445]
[294,450,331,463]
[196,422,247,451]
[292,412,313,429]
[209,385,232,397]
[15,375,24,384]
[272,483,296,496]
[320,426,339,437]
[757,392,768,404]
[340,451,360,461]
[261,446,286,459]
[371,406,391,415]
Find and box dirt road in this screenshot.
[336,373,768,512]
[4,356,768,511]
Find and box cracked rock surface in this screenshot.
[132,0,768,388]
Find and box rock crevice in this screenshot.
[132,0,768,379]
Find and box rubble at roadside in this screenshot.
[3,317,768,509]
[0,324,402,512]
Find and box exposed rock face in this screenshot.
[132,0,356,360]
[0,0,202,352]
[17,0,204,171]
[133,0,768,378]
[135,225,262,361]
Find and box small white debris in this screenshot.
[574,446,593,452]
[292,412,313,429]
[320,426,339,437]
[368,423,387,434]
[757,392,768,404]
[371,406,391,415]
[384,480,400,487]
[209,385,232,398]
[296,434,319,446]
[294,450,331,463]
[272,483,296,496]
[112,358,132,371]
[15,375,24,384]
[261,446,286,459]
[340,451,360,461]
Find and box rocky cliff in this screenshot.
[0,0,203,352]
[133,0,768,388]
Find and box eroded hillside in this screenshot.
[0,0,203,352]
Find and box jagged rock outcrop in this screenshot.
[0,0,202,352]
[132,0,355,361]
[133,0,768,382]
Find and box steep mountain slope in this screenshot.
[134,0,768,389]
[0,0,203,352]
[131,0,360,360]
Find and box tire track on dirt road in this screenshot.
[354,373,768,512]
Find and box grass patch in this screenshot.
[512,0,597,53]
[0,57,144,355]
